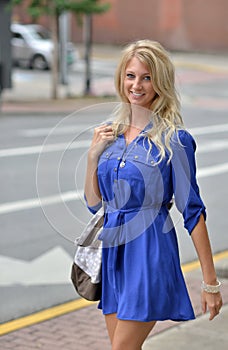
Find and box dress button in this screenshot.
[105,152,109,158]
[114,167,117,172]
[117,157,121,160]
[150,160,154,165]
[134,155,139,159]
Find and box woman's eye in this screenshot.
[126,73,135,79]
[144,76,151,81]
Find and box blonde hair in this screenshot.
[113,39,184,162]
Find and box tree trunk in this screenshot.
[50,12,59,99]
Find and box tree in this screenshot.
[10,0,110,99]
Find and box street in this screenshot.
[0,56,228,324]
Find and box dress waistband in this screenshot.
[104,202,166,214]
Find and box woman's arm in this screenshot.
[191,214,223,320]
[84,124,114,208]
[84,152,102,207]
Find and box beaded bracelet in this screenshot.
[201,280,222,294]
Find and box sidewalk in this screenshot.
[0,257,227,350]
[143,304,228,350]
[1,44,228,115]
[143,258,228,350]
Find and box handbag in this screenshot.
[71,207,104,301]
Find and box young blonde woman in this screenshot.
[84,40,223,350]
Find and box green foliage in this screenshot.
[67,0,110,15]
[10,0,110,18]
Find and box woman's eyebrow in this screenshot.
[126,70,150,75]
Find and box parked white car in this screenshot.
[11,23,77,70]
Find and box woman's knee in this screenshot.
[111,329,144,350]
[110,319,156,350]
[112,338,141,350]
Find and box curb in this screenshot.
[0,96,118,116]
[0,299,94,337]
[0,251,227,337]
[216,260,228,279]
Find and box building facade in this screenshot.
[88,0,228,51]
[12,0,228,52]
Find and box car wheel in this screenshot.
[31,55,49,70]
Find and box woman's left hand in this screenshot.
[201,291,223,320]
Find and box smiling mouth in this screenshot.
[131,91,145,97]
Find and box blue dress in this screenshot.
[87,129,206,322]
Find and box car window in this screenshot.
[29,28,50,40]
[36,29,50,40]
[12,32,24,40]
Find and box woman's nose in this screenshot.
[132,78,142,90]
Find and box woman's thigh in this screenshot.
[105,313,118,343]
[106,315,156,350]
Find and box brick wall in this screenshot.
[12,0,228,51]
[85,0,228,51]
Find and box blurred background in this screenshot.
[1,0,228,99]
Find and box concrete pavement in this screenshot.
[143,303,228,350]
[0,255,227,349]
[143,256,228,350]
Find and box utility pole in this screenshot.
[59,12,71,97]
[0,0,12,112]
[84,14,92,96]
[50,7,59,100]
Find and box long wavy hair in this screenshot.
[112,40,185,163]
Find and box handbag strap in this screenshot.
[75,206,104,247]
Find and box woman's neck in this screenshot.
[130,105,151,130]
[124,122,148,145]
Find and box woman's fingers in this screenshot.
[89,124,115,157]
[201,292,207,314]
[95,125,114,140]
[97,124,114,135]
[201,291,223,321]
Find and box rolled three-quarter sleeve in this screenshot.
[171,130,206,234]
[84,194,102,214]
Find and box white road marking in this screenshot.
[0,123,227,158]
[0,140,90,158]
[0,162,227,215]
[19,124,92,137]
[197,162,228,178]
[0,190,83,215]
[197,139,228,153]
[0,246,73,286]
[21,122,228,138]
[189,123,228,135]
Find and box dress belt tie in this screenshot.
[104,203,166,214]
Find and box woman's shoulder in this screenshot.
[171,128,196,151]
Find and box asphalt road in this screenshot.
[0,62,228,323]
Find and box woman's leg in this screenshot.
[105,316,156,350]
[105,313,118,343]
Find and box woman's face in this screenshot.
[123,56,156,109]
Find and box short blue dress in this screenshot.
[87,128,206,322]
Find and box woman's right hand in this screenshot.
[89,124,115,159]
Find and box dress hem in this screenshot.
[99,308,196,322]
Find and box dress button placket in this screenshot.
[114,157,119,182]
[117,155,125,169]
